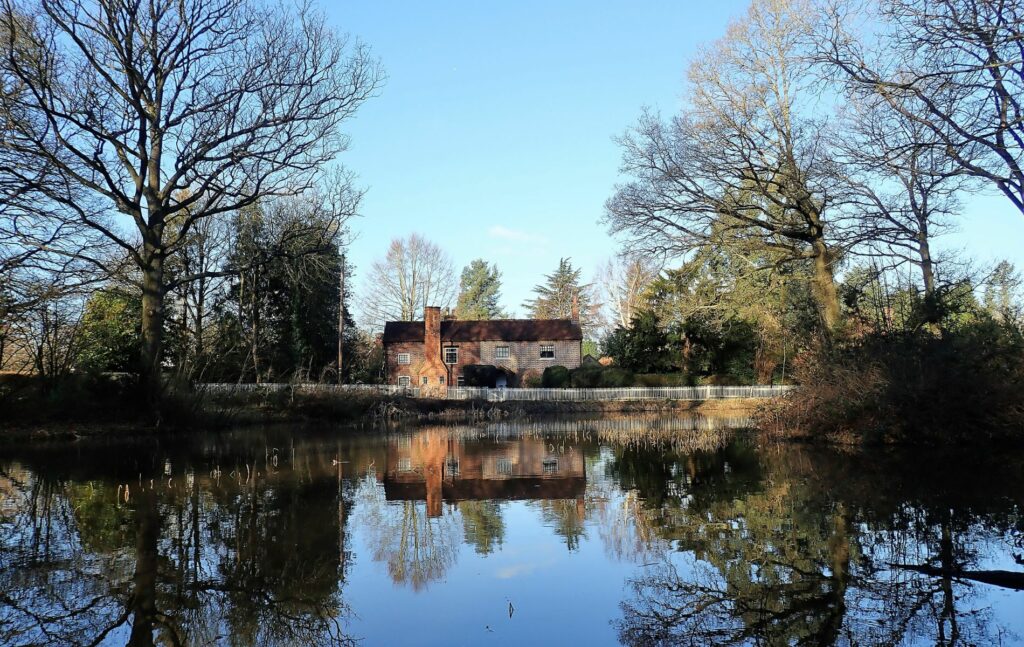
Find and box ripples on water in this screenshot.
[0,415,1021,646]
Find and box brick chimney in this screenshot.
[570,293,580,323]
[424,305,442,363]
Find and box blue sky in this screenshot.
[329,1,1024,318]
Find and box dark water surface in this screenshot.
[1,416,1022,646]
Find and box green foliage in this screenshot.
[77,288,142,373]
[541,365,571,388]
[634,373,689,387]
[205,202,352,382]
[625,236,820,384]
[523,257,596,331]
[581,339,600,358]
[569,365,635,388]
[462,364,506,388]
[459,501,505,555]
[602,311,678,374]
[983,260,1022,321]
[454,259,505,319]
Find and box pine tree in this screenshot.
[983,261,1021,321]
[455,260,505,319]
[523,258,596,331]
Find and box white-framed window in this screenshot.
[495,345,510,359]
[540,344,555,359]
[446,456,460,477]
[457,376,466,387]
[496,457,513,475]
[439,376,445,385]
[421,376,428,385]
[444,347,458,364]
[397,352,411,365]
[397,376,411,387]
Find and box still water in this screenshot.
[1,416,1022,646]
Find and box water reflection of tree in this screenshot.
[0,442,356,647]
[536,498,587,551]
[459,500,505,555]
[354,476,459,591]
[612,446,1023,646]
[201,476,351,645]
[0,467,131,645]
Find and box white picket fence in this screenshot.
[445,385,792,402]
[199,383,422,398]
[197,383,790,402]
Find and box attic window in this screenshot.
[540,344,555,359]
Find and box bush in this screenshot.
[541,365,571,388]
[463,364,504,387]
[570,365,635,388]
[635,373,690,387]
[757,316,1024,444]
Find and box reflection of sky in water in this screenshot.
[1,417,1022,646]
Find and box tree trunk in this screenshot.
[126,491,160,647]
[919,239,935,296]
[141,249,165,407]
[338,253,345,384]
[810,237,841,332]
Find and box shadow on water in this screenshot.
[0,415,1022,645]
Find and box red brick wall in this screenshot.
[385,338,581,388]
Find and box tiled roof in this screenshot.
[381,318,583,343]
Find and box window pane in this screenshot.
[444,347,458,364]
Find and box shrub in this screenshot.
[757,316,1024,444]
[542,365,571,388]
[635,373,690,387]
[570,365,635,388]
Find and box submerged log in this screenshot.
[891,563,1024,591]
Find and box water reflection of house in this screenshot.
[383,429,586,517]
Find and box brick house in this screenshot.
[382,306,583,393]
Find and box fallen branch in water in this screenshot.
[890,563,1024,591]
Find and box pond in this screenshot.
[1,416,1022,646]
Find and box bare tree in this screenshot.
[359,234,456,330]
[0,0,382,399]
[817,0,1024,214]
[837,96,967,296]
[597,255,660,329]
[605,0,850,331]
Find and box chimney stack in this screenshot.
[424,305,442,361]
[570,293,580,323]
